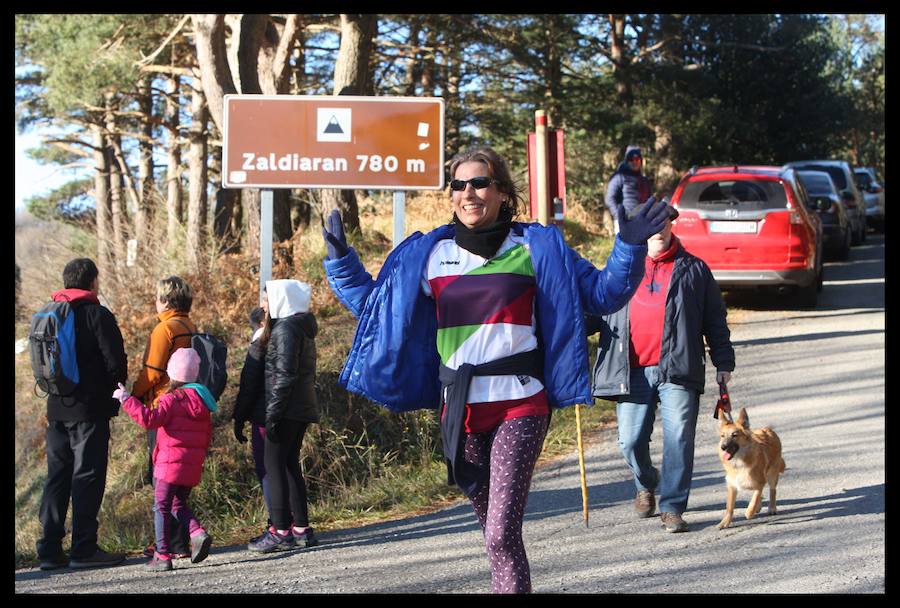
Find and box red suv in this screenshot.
[670,165,824,307]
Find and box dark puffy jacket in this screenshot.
[265,313,320,424]
[233,339,266,426]
[605,147,652,220]
[590,244,735,396]
[46,293,128,422]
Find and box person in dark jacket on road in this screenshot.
[36,258,128,571]
[588,200,735,533]
[233,300,273,543]
[248,279,321,553]
[605,145,653,235]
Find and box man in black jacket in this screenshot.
[589,202,735,533]
[605,145,653,235]
[36,258,128,570]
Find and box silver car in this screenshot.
[785,160,866,245]
[853,167,885,233]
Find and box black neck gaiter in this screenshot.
[452,209,513,259]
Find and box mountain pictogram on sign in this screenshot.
[317,107,352,142]
[324,116,344,134]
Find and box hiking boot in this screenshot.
[38,552,69,571]
[190,531,213,564]
[291,526,319,548]
[247,527,296,553]
[635,490,656,518]
[69,548,126,569]
[660,512,689,533]
[146,553,173,571]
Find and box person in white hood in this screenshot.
[247,279,321,553]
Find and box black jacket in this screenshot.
[233,339,266,426]
[47,303,128,422]
[264,313,320,425]
[589,244,735,396]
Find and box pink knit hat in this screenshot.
[167,347,200,383]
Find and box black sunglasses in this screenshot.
[449,176,495,191]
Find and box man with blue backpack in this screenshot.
[31,258,128,570]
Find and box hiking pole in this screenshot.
[575,403,589,527]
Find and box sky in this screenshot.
[15,126,87,212]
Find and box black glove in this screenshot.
[322,209,349,260]
[233,419,248,444]
[265,419,280,443]
[616,196,670,245]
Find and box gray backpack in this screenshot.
[170,319,228,400]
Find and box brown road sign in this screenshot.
[223,95,445,190]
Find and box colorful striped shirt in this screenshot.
[423,235,549,432]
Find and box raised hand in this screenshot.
[616,196,670,245]
[322,209,349,260]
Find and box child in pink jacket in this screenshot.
[114,348,216,571]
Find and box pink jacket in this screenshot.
[122,388,212,487]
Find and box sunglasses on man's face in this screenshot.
[449,176,495,191]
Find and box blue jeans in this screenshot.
[616,365,700,515]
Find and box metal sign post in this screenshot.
[393,191,406,248]
[260,189,273,295]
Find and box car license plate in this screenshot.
[709,221,757,234]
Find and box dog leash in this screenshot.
[713,380,732,421]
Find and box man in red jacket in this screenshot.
[36,259,128,570]
[590,202,735,533]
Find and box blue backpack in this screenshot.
[28,301,80,397]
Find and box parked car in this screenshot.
[670,165,824,308]
[785,160,866,245]
[853,166,885,232]
[797,170,852,260]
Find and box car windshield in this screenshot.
[677,179,788,211]
[793,164,848,190]
[798,173,835,196]
[854,171,872,189]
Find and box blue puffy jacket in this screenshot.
[323,222,646,412]
[605,145,652,221]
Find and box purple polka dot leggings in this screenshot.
[462,414,549,594]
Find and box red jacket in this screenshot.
[122,387,212,487]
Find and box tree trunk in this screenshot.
[444,36,463,158]
[320,13,376,234]
[90,123,114,284]
[136,77,154,249]
[165,71,183,247]
[186,77,209,272]
[190,14,237,134]
[104,94,127,278]
[542,15,563,128]
[609,14,633,108]
[243,189,261,257]
[213,188,239,253]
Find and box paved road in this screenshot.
[15,236,885,594]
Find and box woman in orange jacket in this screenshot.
[131,275,197,558]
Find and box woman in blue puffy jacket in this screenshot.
[321,146,668,594]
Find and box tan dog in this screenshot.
[717,407,785,529]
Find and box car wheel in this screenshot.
[860,220,867,242]
[816,260,824,292]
